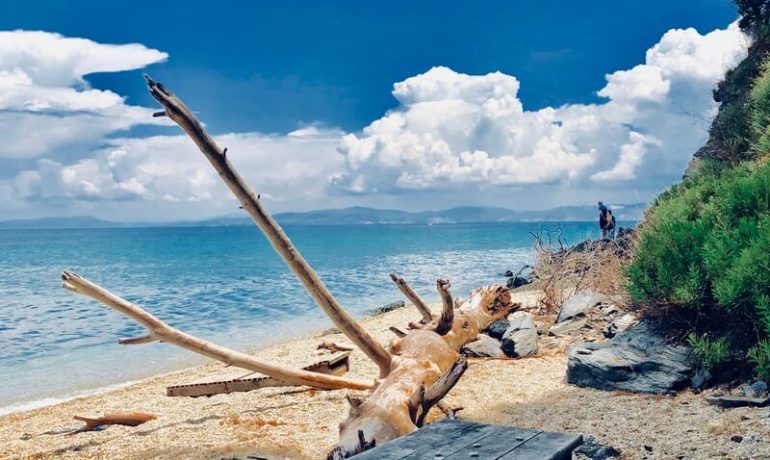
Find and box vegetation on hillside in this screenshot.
[628,6,770,380]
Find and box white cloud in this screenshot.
[0,23,753,219]
[0,31,168,159]
[332,23,749,197]
[14,128,343,207]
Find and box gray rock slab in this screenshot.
[567,320,695,394]
[462,334,505,358]
[549,317,589,337]
[557,291,603,323]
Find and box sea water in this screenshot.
[0,222,604,413]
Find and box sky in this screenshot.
[0,0,750,221]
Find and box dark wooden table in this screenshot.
[350,419,583,460]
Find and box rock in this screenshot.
[600,304,620,317]
[602,313,637,338]
[370,300,405,316]
[549,317,589,337]
[461,334,505,358]
[503,270,514,278]
[556,290,603,323]
[740,380,769,398]
[690,367,712,391]
[506,276,529,289]
[731,435,743,443]
[501,312,538,358]
[573,435,621,460]
[706,395,770,408]
[483,320,510,340]
[567,320,696,394]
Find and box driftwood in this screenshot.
[61,76,517,458]
[70,412,156,434]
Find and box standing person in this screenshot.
[598,201,609,239]
[607,209,616,239]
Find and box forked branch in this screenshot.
[61,271,373,391]
[144,75,391,377]
[389,273,433,323]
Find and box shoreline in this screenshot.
[2,288,767,459]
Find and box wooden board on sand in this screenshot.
[166,352,351,397]
[349,418,583,460]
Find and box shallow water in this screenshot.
[0,222,603,412]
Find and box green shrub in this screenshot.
[687,334,732,369]
[627,160,770,378]
[748,339,770,382]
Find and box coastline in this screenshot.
[1,288,766,460]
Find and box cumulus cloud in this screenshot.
[332,23,749,197]
[1,23,753,220]
[0,31,168,159]
[14,128,344,207]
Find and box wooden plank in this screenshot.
[348,418,471,460]
[349,419,583,460]
[166,352,350,397]
[398,421,500,460]
[496,431,583,460]
[446,426,541,459]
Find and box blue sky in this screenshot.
[0,1,749,221]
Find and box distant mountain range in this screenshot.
[0,203,646,229]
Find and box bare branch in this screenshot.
[389,273,433,322]
[144,75,391,377]
[433,279,454,335]
[416,357,468,426]
[62,271,373,391]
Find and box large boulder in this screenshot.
[501,312,539,358]
[557,291,603,323]
[567,320,696,394]
[462,334,505,358]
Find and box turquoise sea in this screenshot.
[0,222,608,413]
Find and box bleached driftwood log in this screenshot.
[61,76,517,458]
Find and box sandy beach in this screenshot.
[1,289,768,460]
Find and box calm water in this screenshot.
[0,222,602,413]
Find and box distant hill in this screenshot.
[0,203,646,229]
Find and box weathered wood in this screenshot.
[167,352,350,397]
[61,272,372,391]
[497,430,583,460]
[434,279,454,335]
[389,273,433,323]
[349,419,583,460]
[145,75,392,378]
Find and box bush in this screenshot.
[627,160,770,378]
[748,340,770,381]
[687,334,731,369]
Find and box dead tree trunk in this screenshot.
[61,76,518,459]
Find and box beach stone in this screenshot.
[501,312,538,358]
[567,320,696,394]
[602,313,637,338]
[740,381,769,398]
[483,320,510,340]
[370,300,405,316]
[557,290,603,323]
[549,317,589,337]
[573,435,621,460]
[506,275,532,289]
[462,334,505,358]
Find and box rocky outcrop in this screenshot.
[501,312,539,358]
[567,320,696,394]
